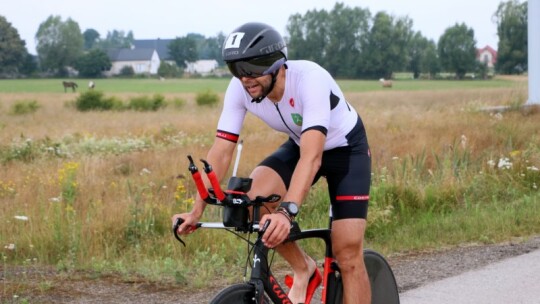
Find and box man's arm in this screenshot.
[283,129,326,207]
[261,129,325,248]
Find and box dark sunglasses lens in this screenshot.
[227,61,266,78]
[227,52,285,78]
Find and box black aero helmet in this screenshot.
[223,22,287,79]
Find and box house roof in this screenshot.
[132,39,174,60]
[477,45,498,62]
[107,48,156,61]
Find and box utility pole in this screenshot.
[527,0,539,105]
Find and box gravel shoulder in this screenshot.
[2,235,539,304]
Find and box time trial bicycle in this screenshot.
[173,155,400,304]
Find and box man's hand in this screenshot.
[171,213,200,235]
[260,212,292,248]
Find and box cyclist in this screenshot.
[172,22,371,304]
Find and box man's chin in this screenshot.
[245,88,263,99]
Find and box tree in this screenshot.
[286,9,331,64]
[438,23,477,79]
[493,0,528,74]
[326,3,371,78]
[19,53,38,76]
[420,40,441,78]
[83,28,100,50]
[286,3,371,78]
[96,30,134,49]
[363,12,414,79]
[197,32,225,64]
[74,49,111,77]
[0,15,27,75]
[168,36,198,68]
[408,33,440,79]
[35,15,84,75]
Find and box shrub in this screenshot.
[128,94,167,111]
[10,100,40,115]
[120,65,135,77]
[196,90,219,106]
[158,62,182,78]
[75,90,112,111]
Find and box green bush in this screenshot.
[10,100,40,115]
[158,62,182,78]
[103,95,126,111]
[75,90,114,111]
[120,65,135,77]
[196,90,219,106]
[128,94,167,111]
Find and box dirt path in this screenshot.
[2,235,539,303]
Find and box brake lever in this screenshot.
[173,218,186,247]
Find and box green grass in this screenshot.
[0,77,517,93]
[0,78,231,93]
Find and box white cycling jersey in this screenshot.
[217,60,362,151]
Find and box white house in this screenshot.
[105,48,160,76]
[184,60,219,76]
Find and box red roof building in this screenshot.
[477,45,498,68]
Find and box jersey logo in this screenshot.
[291,113,303,126]
[289,98,295,108]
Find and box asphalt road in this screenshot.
[399,248,540,304]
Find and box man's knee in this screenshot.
[331,218,367,271]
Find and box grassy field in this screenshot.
[0,77,520,93]
[0,76,538,296]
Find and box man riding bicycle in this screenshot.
[172,22,371,304]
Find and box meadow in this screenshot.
[1,76,539,296]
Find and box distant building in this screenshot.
[105,39,222,77]
[476,45,497,69]
[184,60,219,76]
[105,48,160,76]
[132,39,175,64]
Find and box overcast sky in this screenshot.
[2,0,504,55]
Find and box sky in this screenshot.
[2,0,503,55]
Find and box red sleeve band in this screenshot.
[216,130,239,143]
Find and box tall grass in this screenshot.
[0,78,538,295]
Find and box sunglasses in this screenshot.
[227,52,286,78]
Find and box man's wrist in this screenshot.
[278,202,299,217]
[275,208,293,223]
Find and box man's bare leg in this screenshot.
[332,218,371,304]
[249,166,316,304]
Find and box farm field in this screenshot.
[0,76,538,301]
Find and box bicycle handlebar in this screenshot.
[172,216,271,247]
[174,155,281,246]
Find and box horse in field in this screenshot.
[62,81,78,92]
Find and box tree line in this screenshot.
[0,1,528,79]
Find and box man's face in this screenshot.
[240,75,272,99]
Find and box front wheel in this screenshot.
[210,283,270,304]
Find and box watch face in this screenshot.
[287,202,299,215]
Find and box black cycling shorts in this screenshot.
[259,138,371,220]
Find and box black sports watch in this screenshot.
[278,202,299,217]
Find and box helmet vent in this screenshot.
[249,36,263,49]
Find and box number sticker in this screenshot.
[224,32,245,49]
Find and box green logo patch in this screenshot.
[291,113,303,126]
